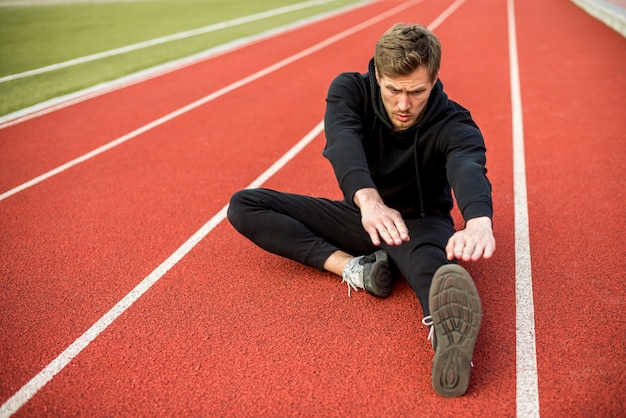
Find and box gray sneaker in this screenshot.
[341,250,392,298]
[428,264,482,397]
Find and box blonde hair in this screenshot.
[374,23,441,81]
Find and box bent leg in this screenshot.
[227,188,376,270]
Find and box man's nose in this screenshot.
[398,94,410,111]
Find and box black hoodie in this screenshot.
[322,58,492,222]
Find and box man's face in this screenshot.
[376,66,437,131]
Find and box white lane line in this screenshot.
[0,0,421,203]
[0,0,336,83]
[0,121,325,418]
[508,0,541,416]
[428,0,465,30]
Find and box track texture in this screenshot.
[1,0,624,416]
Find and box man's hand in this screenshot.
[354,188,410,246]
[446,216,495,261]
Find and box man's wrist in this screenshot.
[465,216,492,229]
[353,188,380,208]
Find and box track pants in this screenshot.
[227,188,455,316]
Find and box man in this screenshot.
[227,23,495,397]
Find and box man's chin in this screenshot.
[392,120,416,131]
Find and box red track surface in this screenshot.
[1,0,624,416]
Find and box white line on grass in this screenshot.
[0,1,158,5]
[0,0,420,202]
[508,0,541,416]
[0,0,374,128]
[0,0,432,415]
[0,0,336,83]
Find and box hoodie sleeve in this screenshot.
[441,111,493,222]
[322,72,377,202]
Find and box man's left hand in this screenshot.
[446,216,495,261]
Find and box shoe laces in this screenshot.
[421,315,434,341]
[341,256,364,297]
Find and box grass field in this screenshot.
[0,0,364,116]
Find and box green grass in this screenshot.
[0,0,364,116]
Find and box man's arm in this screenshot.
[441,113,495,261]
[354,188,410,247]
[323,73,377,202]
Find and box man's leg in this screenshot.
[227,188,392,296]
[228,188,375,268]
[383,215,455,316]
[382,214,481,397]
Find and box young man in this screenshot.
[227,23,495,397]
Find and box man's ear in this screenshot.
[375,67,380,84]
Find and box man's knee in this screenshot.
[227,189,257,233]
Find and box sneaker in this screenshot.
[428,264,482,397]
[341,250,392,298]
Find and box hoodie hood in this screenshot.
[367,58,446,133]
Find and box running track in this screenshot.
[1,0,624,416]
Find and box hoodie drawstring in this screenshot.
[413,131,426,218]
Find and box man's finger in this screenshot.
[454,241,466,257]
[382,220,405,245]
[378,225,397,246]
[365,226,381,246]
[445,237,456,260]
[395,219,410,242]
[482,240,496,259]
[469,243,483,261]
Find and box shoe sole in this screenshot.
[429,264,482,397]
[364,250,392,298]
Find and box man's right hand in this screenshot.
[354,188,410,247]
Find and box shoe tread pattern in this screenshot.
[429,265,482,397]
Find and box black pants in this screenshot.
[227,188,455,316]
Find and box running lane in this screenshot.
[0,0,532,415]
[3,1,491,415]
[515,0,626,416]
[0,0,415,402]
